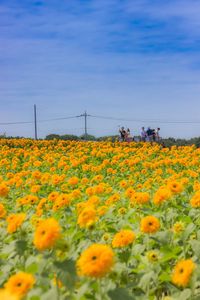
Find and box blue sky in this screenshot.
[1,0,200,138]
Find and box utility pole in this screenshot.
[78,111,90,140]
[34,104,38,140]
[84,111,87,139]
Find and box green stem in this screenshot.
[56,273,60,300]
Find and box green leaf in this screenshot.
[182,223,195,241]
[54,259,76,274]
[175,289,191,300]
[15,240,27,256]
[159,272,171,282]
[30,296,40,300]
[2,241,15,255]
[108,288,135,300]
[187,185,193,194]
[160,251,177,263]
[190,240,200,257]
[132,244,145,255]
[118,249,132,263]
[154,231,172,244]
[40,288,57,300]
[138,271,155,291]
[26,262,38,273]
[54,259,77,289]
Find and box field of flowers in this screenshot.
[0,139,200,300]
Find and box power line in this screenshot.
[0,115,80,125]
[89,114,200,124]
[38,115,82,123]
[0,121,33,125]
[2,112,200,126]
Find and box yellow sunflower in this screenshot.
[140,216,160,234]
[77,244,114,278]
[112,230,136,248]
[172,259,195,287]
[33,218,61,251]
[5,272,35,298]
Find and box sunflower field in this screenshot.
[0,139,200,300]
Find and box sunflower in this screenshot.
[125,187,135,199]
[131,192,150,205]
[112,230,136,248]
[153,187,171,205]
[140,216,160,234]
[190,191,200,208]
[68,176,79,185]
[30,185,40,193]
[0,289,19,300]
[97,206,107,216]
[118,207,127,215]
[6,213,26,234]
[48,191,59,202]
[0,182,9,197]
[0,203,6,218]
[119,180,127,189]
[167,181,183,194]
[146,250,159,262]
[87,195,100,206]
[173,221,184,233]
[77,244,114,278]
[4,272,35,298]
[33,218,61,251]
[77,206,97,228]
[172,259,195,287]
[102,233,110,242]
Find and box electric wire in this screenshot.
[89,115,200,124]
[1,113,200,125]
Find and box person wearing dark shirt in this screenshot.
[119,127,126,142]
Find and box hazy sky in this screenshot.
[1,0,200,138]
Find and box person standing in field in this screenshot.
[155,128,161,142]
[141,127,147,142]
[119,126,126,142]
[126,128,132,142]
[146,127,153,142]
[152,128,156,141]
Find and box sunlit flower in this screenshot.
[140,216,160,234]
[0,203,6,218]
[77,244,114,278]
[0,182,9,197]
[172,259,195,287]
[77,207,98,228]
[0,289,19,300]
[6,213,26,233]
[5,272,35,298]
[34,218,61,251]
[112,230,136,248]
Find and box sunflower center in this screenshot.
[41,230,46,235]
[17,282,22,287]
[148,222,153,226]
[179,268,184,273]
[92,255,97,260]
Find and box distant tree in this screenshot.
[46,134,60,140]
[60,134,79,141]
[80,134,96,141]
